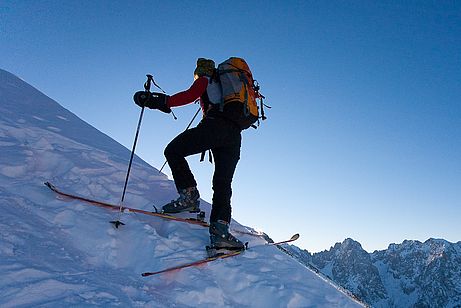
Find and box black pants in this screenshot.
[164,117,241,224]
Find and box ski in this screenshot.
[141,233,300,277]
[44,182,269,237]
[141,249,243,277]
[44,182,209,227]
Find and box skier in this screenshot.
[134,58,245,250]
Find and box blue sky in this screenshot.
[1,1,460,252]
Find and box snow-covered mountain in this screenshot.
[0,68,362,307]
[285,238,461,307]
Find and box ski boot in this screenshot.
[209,220,246,252]
[162,187,200,214]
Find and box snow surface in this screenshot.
[0,68,362,307]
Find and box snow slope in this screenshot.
[0,68,362,307]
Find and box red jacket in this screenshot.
[167,77,208,111]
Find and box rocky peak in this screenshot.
[287,237,461,307]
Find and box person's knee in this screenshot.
[164,142,176,160]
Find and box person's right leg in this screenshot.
[163,118,234,213]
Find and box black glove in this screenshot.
[133,91,171,114]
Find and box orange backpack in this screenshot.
[216,57,267,129]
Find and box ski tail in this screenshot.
[44,181,209,227]
[141,250,243,277]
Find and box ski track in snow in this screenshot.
[0,69,362,307]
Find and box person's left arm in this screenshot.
[167,77,208,108]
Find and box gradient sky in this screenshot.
[1,1,460,252]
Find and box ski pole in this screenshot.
[121,106,145,204]
[110,74,156,228]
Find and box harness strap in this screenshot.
[200,150,213,164]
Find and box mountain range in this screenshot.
[284,237,461,307]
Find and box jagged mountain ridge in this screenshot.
[285,238,461,307]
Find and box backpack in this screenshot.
[207,57,267,130]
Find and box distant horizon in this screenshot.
[319,236,460,254]
[1,64,459,253]
[2,1,460,253]
[3,64,458,256]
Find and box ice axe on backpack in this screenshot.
[253,80,270,121]
[110,74,166,228]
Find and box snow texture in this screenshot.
[0,68,362,307]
